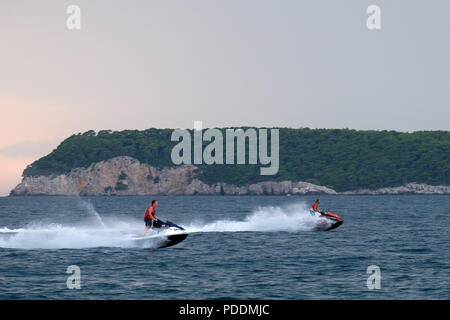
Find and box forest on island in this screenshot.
[22,128,450,191]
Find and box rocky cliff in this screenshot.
[10,156,449,196]
[10,156,337,196]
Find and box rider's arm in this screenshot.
[151,207,158,221]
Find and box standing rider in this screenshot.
[310,199,325,216]
[143,200,160,235]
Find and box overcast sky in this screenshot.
[1,0,449,195]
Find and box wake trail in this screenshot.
[0,220,167,249]
[184,203,321,233]
[0,202,324,249]
[0,198,148,249]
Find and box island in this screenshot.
[10,128,449,195]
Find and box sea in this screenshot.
[0,195,448,299]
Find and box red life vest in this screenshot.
[145,206,155,219]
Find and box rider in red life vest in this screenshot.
[310,199,325,216]
[143,200,159,236]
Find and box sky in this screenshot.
[1,0,449,195]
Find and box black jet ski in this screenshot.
[132,220,188,248]
[152,220,188,248]
[312,211,344,231]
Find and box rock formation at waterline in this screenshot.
[10,157,337,196]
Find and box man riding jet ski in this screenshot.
[310,199,344,231]
[141,199,188,247]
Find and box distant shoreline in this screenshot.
[10,157,449,196]
[7,193,450,197]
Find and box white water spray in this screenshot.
[0,202,325,249]
[184,202,321,233]
[79,199,106,228]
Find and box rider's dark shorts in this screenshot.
[144,217,152,227]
